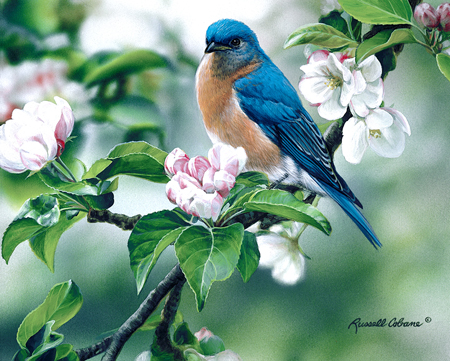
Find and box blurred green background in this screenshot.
[1,0,449,360]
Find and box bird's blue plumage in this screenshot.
[197,19,381,248]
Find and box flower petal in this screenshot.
[318,88,348,120]
[299,75,332,104]
[365,108,393,129]
[359,55,382,82]
[383,107,411,135]
[368,122,406,158]
[342,117,369,164]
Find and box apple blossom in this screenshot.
[414,3,440,28]
[0,97,75,173]
[437,3,450,32]
[299,52,355,120]
[342,107,411,164]
[256,222,306,285]
[188,155,211,181]
[164,148,190,176]
[347,55,384,118]
[164,144,247,221]
[207,143,247,176]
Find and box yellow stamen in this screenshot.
[369,129,382,139]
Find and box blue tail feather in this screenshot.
[318,182,382,249]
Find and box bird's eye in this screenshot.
[230,38,241,47]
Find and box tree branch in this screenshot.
[153,277,186,360]
[87,209,141,230]
[74,264,185,361]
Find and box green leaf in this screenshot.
[17,280,83,349]
[173,322,199,347]
[39,164,118,199]
[2,194,62,264]
[436,53,450,81]
[128,210,190,293]
[84,49,168,86]
[2,218,45,264]
[284,23,358,49]
[27,347,57,361]
[12,348,30,361]
[236,231,260,283]
[25,321,58,354]
[338,0,413,25]
[58,350,80,361]
[175,224,244,311]
[320,10,351,36]
[54,344,74,361]
[82,193,114,210]
[244,189,331,235]
[83,141,169,183]
[234,171,270,187]
[138,310,183,332]
[25,322,65,361]
[15,195,60,227]
[29,211,85,272]
[356,28,417,63]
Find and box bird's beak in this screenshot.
[205,41,231,53]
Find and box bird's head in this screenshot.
[204,19,264,75]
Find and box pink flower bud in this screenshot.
[164,148,189,176]
[195,327,213,341]
[166,178,181,204]
[213,170,236,197]
[207,143,247,176]
[187,155,211,182]
[414,3,440,28]
[438,3,450,31]
[202,167,216,193]
[176,172,202,191]
[189,191,223,221]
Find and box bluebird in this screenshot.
[195,19,381,248]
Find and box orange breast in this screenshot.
[195,53,282,174]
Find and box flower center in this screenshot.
[325,72,343,90]
[369,129,382,139]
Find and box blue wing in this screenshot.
[233,61,359,206]
[234,61,382,249]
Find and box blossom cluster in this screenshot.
[299,50,410,164]
[0,57,87,123]
[0,97,75,173]
[165,144,247,221]
[414,2,450,31]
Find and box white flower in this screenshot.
[256,222,306,285]
[342,107,411,164]
[0,97,75,173]
[347,55,384,118]
[299,52,355,120]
